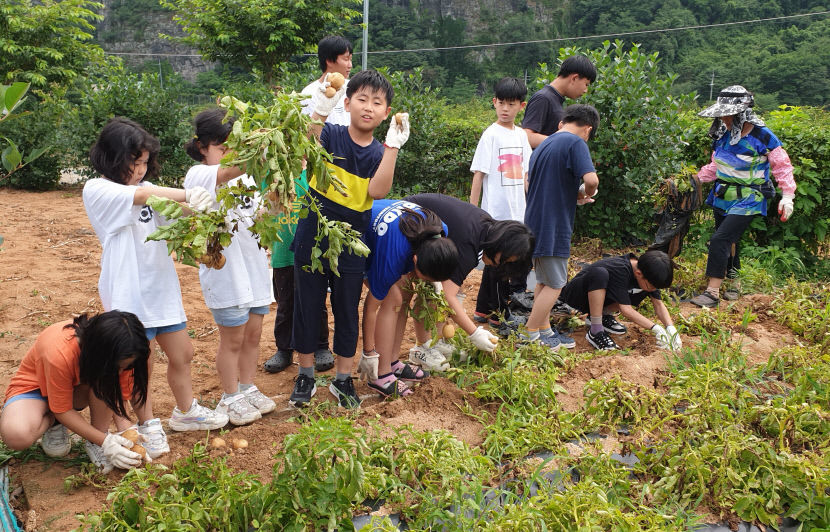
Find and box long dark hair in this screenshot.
[66,311,150,418]
[398,207,458,281]
[184,108,234,162]
[481,219,535,280]
[89,117,160,184]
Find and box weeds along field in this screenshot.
[0,189,828,531]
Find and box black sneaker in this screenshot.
[289,374,317,406]
[602,315,627,335]
[264,350,292,373]
[329,377,361,409]
[586,330,619,351]
[314,349,335,372]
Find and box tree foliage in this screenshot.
[0,0,105,88]
[159,0,362,84]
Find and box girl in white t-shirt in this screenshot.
[83,118,230,448]
[182,109,275,426]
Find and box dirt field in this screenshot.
[0,188,796,530]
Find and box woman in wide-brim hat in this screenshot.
[690,85,797,308]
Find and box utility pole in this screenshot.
[362,0,368,70]
[708,70,715,101]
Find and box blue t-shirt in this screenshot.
[366,199,448,300]
[292,123,385,272]
[525,131,595,258]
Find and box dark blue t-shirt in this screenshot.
[292,123,384,272]
[525,131,595,258]
[366,199,449,300]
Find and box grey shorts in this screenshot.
[533,256,569,289]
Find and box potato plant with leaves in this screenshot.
[403,279,452,339]
[145,92,368,274]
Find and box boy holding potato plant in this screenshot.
[289,69,410,408]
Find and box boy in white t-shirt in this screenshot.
[469,77,532,333]
[299,35,352,126]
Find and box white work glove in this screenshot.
[384,112,410,149]
[667,325,682,350]
[357,351,379,382]
[185,186,213,212]
[778,194,794,222]
[651,324,671,350]
[577,183,598,205]
[432,281,443,294]
[312,74,346,117]
[469,326,498,353]
[101,433,143,471]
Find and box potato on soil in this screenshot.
[211,437,226,449]
[121,429,140,444]
[231,438,248,450]
[328,72,345,90]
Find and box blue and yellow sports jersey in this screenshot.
[707,126,781,216]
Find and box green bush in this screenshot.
[65,70,194,187]
[0,95,65,190]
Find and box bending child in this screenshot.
[183,109,276,426]
[401,193,535,364]
[1,312,152,473]
[289,69,410,408]
[559,250,681,351]
[83,118,229,442]
[360,199,458,398]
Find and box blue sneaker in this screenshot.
[535,333,561,352]
[551,328,575,349]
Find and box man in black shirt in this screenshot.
[522,55,597,149]
[559,250,682,351]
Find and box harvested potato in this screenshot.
[214,253,227,270]
[211,437,226,449]
[121,429,140,444]
[231,438,248,450]
[394,113,404,126]
[324,86,337,98]
[442,323,455,339]
[328,72,345,90]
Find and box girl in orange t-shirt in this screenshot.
[0,311,151,473]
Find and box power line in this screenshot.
[102,10,830,59]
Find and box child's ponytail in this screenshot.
[186,108,235,162]
[69,311,150,418]
[398,207,458,282]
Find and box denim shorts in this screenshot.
[210,305,270,328]
[144,321,187,341]
[533,256,569,289]
[3,389,47,409]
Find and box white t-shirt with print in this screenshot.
[300,78,351,127]
[183,165,273,310]
[82,178,187,328]
[470,122,532,221]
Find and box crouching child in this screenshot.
[559,250,682,351]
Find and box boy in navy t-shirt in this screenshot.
[559,250,682,351]
[523,104,600,352]
[289,69,410,408]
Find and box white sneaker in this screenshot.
[215,393,261,426]
[408,344,450,372]
[84,440,113,473]
[241,385,276,415]
[168,398,230,431]
[41,424,71,458]
[137,418,170,458]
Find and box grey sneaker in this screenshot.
[551,328,576,349]
[41,424,71,458]
[137,418,169,458]
[534,333,561,352]
[216,393,261,426]
[242,385,276,415]
[690,291,719,308]
[169,399,229,431]
[84,440,113,473]
[723,278,741,301]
